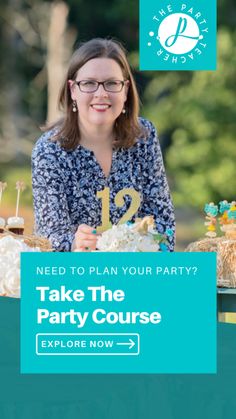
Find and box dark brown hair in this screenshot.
[46,38,146,150]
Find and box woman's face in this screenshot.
[70,58,129,130]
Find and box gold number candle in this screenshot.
[96,187,112,232]
[116,188,141,225]
[96,187,141,232]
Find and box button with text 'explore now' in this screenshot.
[36,333,140,355]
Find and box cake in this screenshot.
[0,236,40,298]
[0,217,5,234]
[0,182,7,233]
[3,181,26,235]
[7,216,25,235]
[96,216,172,252]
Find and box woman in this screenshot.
[32,38,175,252]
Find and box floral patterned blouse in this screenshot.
[32,118,175,251]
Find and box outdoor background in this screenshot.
[0,0,235,250]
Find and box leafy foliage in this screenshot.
[143,29,236,206]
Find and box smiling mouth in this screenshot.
[90,104,111,110]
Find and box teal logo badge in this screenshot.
[140,0,216,70]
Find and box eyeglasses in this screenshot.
[74,80,126,93]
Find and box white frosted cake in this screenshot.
[96,216,170,252]
[0,217,5,233]
[7,216,25,235]
[0,236,40,298]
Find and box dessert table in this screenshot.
[217,288,236,315]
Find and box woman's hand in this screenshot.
[71,224,98,252]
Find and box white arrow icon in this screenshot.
[116,339,135,350]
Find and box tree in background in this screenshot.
[0,0,77,164]
[0,0,235,210]
[143,28,236,207]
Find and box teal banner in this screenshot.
[0,297,236,418]
[21,252,216,373]
[139,0,217,70]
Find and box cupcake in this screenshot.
[7,216,24,235]
[0,217,5,233]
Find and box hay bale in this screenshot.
[185,237,236,288]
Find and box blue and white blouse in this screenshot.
[32,118,175,251]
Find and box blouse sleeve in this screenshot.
[31,136,74,251]
[137,120,175,251]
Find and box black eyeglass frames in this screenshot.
[73,79,126,93]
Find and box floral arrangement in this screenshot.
[0,236,40,298]
[204,200,236,238]
[96,216,173,252]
